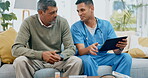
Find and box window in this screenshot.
[109,0,148,37]
[110,0,137,31]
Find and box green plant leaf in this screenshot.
[2,13,12,20]
[5,1,10,10]
[1,22,8,27]
[0,1,17,31]
[10,12,17,20]
[0,1,10,12]
[1,13,17,21]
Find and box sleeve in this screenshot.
[71,24,85,56]
[71,24,84,44]
[60,19,76,60]
[107,22,117,39]
[12,19,43,60]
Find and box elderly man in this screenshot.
[12,0,82,78]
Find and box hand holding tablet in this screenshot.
[99,36,128,51]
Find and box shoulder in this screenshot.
[97,18,111,25]
[72,21,82,26]
[56,15,67,23]
[96,18,112,28]
[24,14,37,22]
[22,14,38,27]
[71,21,83,30]
[55,16,70,31]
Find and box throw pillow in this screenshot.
[128,35,148,58]
[0,27,17,64]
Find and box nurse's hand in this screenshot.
[87,43,98,55]
[116,39,127,49]
[114,39,127,54]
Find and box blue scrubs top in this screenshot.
[71,18,117,55]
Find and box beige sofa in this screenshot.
[1,29,148,78]
[116,31,148,78]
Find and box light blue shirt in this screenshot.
[71,18,117,55]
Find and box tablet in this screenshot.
[99,36,127,51]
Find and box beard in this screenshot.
[48,20,56,25]
[49,17,57,25]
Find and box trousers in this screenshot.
[13,56,82,78]
[78,53,132,76]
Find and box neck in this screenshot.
[39,15,51,26]
[84,17,97,28]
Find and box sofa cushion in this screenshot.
[0,27,17,64]
[97,66,112,76]
[0,64,16,78]
[131,58,148,78]
[128,35,148,58]
[33,66,112,78]
[34,68,60,78]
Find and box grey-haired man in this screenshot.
[12,0,82,78]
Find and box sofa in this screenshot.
[1,58,148,78]
[1,28,148,78]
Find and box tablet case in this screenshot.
[99,36,127,51]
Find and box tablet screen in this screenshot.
[99,36,127,51]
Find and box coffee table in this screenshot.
[50,76,117,78]
[49,76,100,78]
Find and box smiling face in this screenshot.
[77,2,94,22]
[38,6,58,26]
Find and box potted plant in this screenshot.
[0,1,17,31]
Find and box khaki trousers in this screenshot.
[13,56,82,78]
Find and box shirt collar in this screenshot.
[38,15,53,28]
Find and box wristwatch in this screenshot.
[59,54,64,61]
[118,48,124,51]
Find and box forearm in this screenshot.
[61,20,77,60]
[61,45,75,60]
[12,44,43,60]
[78,47,90,55]
[61,33,76,60]
[11,20,44,60]
[12,24,43,60]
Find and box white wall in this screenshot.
[94,0,110,20]
[55,0,111,26]
[6,0,37,32]
[2,0,112,31]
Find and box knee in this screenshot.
[69,56,82,66]
[79,55,92,63]
[122,53,132,64]
[79,55,89,59]
[13,56,28,67]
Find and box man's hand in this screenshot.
[87,43,98,55]
[114,39,127,54]
[116,39,127,49]
[42,51,61,64]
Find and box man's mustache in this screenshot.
[49,17,57,24]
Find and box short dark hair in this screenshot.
[75,0,94,5]
[37,0,56,12]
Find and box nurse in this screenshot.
[71,0,132,76]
